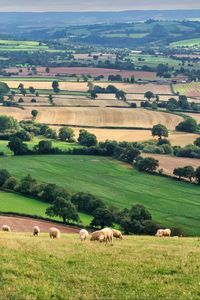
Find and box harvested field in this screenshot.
[169,132,200,146]
[184,112,200,123]
[4,67,158,79]
[0,106,32,120]
[3,80,172,94]
[36,107,182,129]
[173,82,200,98]
[142,153,200,176]
[0,215,79,233]
[53,97,129,107]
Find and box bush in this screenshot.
[135,157,159,173]
[3,176,18,190]
[0,115,20,132]
[78,129,97,147]
[176,118,198,133]
[0,169,11,186]
[59,127,75,142]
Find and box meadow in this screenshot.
[0,39,62,52]
[1,233,200,300]
[0,155,199,235]
[170,38,200,48]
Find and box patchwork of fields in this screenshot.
[0,155,199,235]
[173,82,200,98]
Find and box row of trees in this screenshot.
[0,168,162,233]
[173,166,200,183]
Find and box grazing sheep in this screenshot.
[100,228,113,244]
[79,229,89,241]
[112,229,123,240]
[2,225,11,232]
[49,227,60,239]
[155,229,171,237]
[90,231,104,242]
[33,226,40,236]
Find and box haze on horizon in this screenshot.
[0,0,199,12]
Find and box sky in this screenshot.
[0,0,199,12]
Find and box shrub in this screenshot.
[135,157,159,173]
[78,129,97,147]
[176,118,198,133]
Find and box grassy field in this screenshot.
[128,54,180,68]
[170,38,200,47]
[0,191,92,225]
[1,233,200,300]
[0,155,199,235]
[0,139,81,155]
[0,39,62,52]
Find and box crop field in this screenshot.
[170,38,200,47]
[3,80,172,94]
[184,112,200,123]
[0,106,32,121]
[0,39,56,52]
[129,54,180,68]
[142,154,200,176]
[35,107,182,129]
[0,155,200,235]
[3,67,158,79]
[1,234,200,300]
[173,82,200,98]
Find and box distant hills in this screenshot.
[0,10,199,33]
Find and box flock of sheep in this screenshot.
[2,224,172,241]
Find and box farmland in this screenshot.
[173,82,200,98]
[1,233,200,300]
[0,155,200,235]
[142,154,200,176]
[170,38,200,48]
[0,40,57,52]
[35,107,182,129]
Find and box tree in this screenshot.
[91,90,98,99]
[41,184,70,203]
[176,118,198,133]
[183,166,195,182]
[90,208,114,228]
[31,110,38,118]
[35,140,52,154]
[195,167,200,184]
[59,127,75,142]
[194,137,200,147]
[166,98,178,111]
[136,157,159,173]
[44,128,57,139]
[8,137,29,155]
[52,81,60,93]
[0,82,9,95]
[144,91,154,101]
[130,204,152,222]
[78,130,97,147]
[48,94,53,104]
[3,176,18,190]
[12,130,32,141]
[16,174,36,195]
[0,169,11,186]
[46,197,79,223]
[178,95,189,110]
[29,86,36,94]
[46,67,50,73]
[0,115,20,132]
[152,124,168,139]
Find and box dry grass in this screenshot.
[143,153,200,176]
[35,108,182,129]
[173,82,200,98]
[1,233,200,300]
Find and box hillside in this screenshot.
[0,155,200,235]
[1,233,200,300]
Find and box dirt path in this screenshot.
[0,215,80,234]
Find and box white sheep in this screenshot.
[2,225,11,232]
[90,230,103,242]
[79,229,89,241]
[100,228,113,244]
[155,228,171,237]
[112,229,123,240]
[49,227,60,239]
[33,226,40,236]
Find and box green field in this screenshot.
[0,191,92,225]
[0,155,200,235]
[0,39,63,53]
[170,38,200,48]
[0,140,81,155]
[1,233,200,300]
[128,54,180,68]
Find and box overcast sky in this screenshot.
[0,0,199,12]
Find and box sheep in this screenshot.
[112,229,123,240]
[2,225,11,232]
[49,227,60,239]
[79,229,89,241]
[100,228,113,244]
[33,226,40,236]
[155,228,171,237]
[90,230,102,242]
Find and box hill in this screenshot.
[0,155,200,235]
[1,233,200,300]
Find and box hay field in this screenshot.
[4,80,172,94]
[143,153,200,176]
[0,106,32,120]
[36,107,182,129]
[184,112,200,123]
[173,82,200,98]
